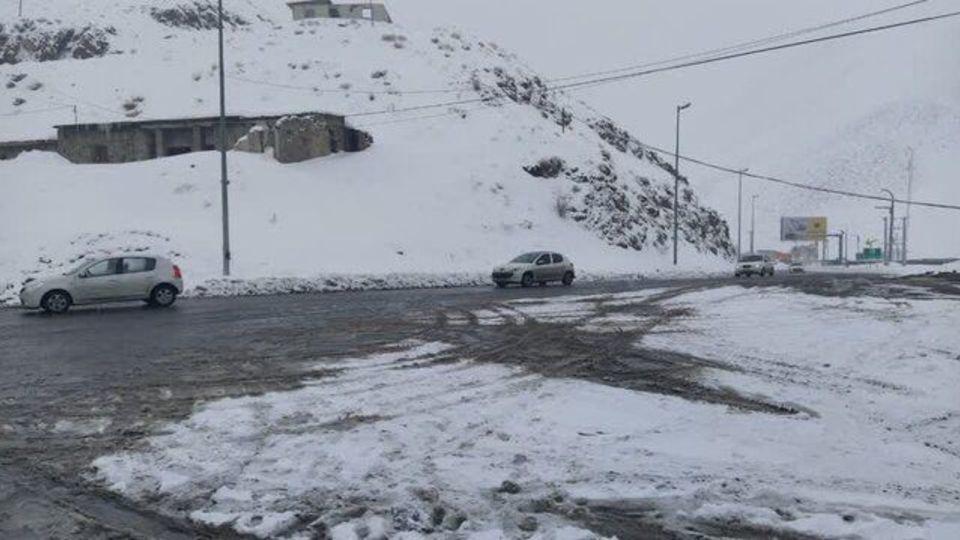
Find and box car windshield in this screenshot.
[738,255,764,263]
[510,253,541,263]
[62,260,91,275]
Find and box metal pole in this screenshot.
[673,102,690,266]
[901,217,908,264]
[882,216,889,264]
[218,0,231,277]
[905,148,914,262]
[18,0,23,17]
[881,189,895,266]
[750,195,758,253]
[737,169,747,258]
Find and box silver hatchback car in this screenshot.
[492,252,575,288]
[19,255,184,314]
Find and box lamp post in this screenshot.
[737,168,748,258]
[750,195,758,254]
[217,0,231,276]
[673,102,692,266]
[880,189,895,264]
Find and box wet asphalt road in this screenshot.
[0,272,952,539]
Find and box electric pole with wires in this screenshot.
[218,0,232,277]
[673,102,691,265]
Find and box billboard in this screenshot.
[780,217,827,241]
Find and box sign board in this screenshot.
[780,217,828,241]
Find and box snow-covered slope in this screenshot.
[0,1,733,302]
[392,0,960,258]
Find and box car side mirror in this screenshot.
[79,270,89,278]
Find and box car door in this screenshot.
[550,253,566,281]
[116,257,157,299]
[76,258,122,302]
[534,253,552,281]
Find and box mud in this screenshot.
[1,274,955,538]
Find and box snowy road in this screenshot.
[1,273,959,539]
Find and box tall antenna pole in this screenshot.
[218,0,232,276]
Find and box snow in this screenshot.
[0,4,733,304]
[92,286,960,538]
[396,0,960,260]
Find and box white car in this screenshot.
[492,252,575,288]
[19,255,184,314]
[734,254,775,278]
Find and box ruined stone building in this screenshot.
[287,0,392,23]
[40,112,371,164]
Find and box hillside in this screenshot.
[0,1,733,303]
[394,0,960,258]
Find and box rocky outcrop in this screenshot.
[0,20,115,64]
[149,2,248,30]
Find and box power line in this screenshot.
[228,74,464,95]
[547,0,930,84]
[550,9,960,92]
[634,137,960,211]
[341,9,960,118]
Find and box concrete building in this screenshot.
[288,0,392,23]
[0,139,57,161]
[53,113,370,164]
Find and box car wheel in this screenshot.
[150,284,178,308]
[562,272,574,286]
[521,272,534,288]
[41,290,72,314]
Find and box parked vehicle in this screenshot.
[734,254,775,278]
[19,255,183,314]
[492,252,575,288]
[789,262,806,274]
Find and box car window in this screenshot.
[738,255,763,263]
[552,254,564,263]
[510,253,540,264]
[83,259,120,278]
[122,258,156,273]
[536,254,551,265]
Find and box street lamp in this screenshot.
[750,194,758,254]
[673,102,692,266]
[737,168,748,258]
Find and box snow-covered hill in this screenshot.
[395,0,960,259]
[0,0,733,303]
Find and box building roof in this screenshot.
[287,0,333,6]
[54,112,342,131]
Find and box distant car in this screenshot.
[19,255,183,314]
[789,262,806,274]
[734,254,775,278]
[492,252,575,288]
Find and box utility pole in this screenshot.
[218,0,232,276]
[904,148,914,263]
[18,0,23,17]
[881,189,895,265]
[750,194,758,254]
[900,217,908,264]
[882,216,889,264]
[673,102,691,266]
[737,168,748,258]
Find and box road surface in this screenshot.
[1,271,956,539]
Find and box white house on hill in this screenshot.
[287,0,392,23]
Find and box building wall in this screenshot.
[0,139,57,160]
[290,2,391,23]
[53,114,363,165]
[57,126,154,164]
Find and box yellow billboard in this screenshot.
[780,217,828,241]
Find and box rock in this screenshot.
[842,514,856,523]
[517,516,538,532]
[497,480,521,494]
